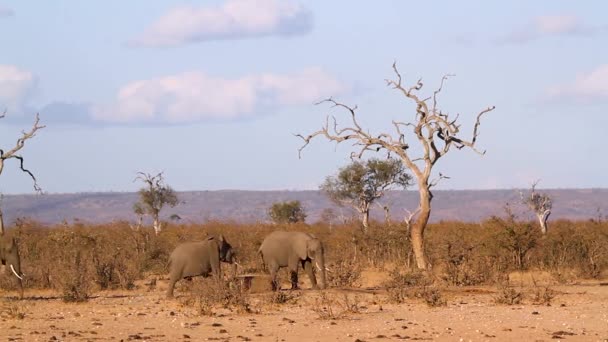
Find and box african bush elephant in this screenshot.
[0,235,24,298]
[259,231,326,291]
[166,235,235,298]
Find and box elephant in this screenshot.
[0,234,24,298]
[166,235,235,298]
[258,231,326,291]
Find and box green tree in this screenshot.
[268,200,307,224]
[320,158,412,232]
[133,171,179,235]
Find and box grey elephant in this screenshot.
[0,235,24,298]
[259,231,326,291]
[166,235,235,298]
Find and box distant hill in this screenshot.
[2,189,607,226]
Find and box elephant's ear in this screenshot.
[306,239,319,259]
[8,238,17,252]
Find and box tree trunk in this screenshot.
[538,210,550,234]
[411,184,431,270]
[383,205,390,225]
[361,209,370,233]
[358,202,371,233]
[153,216,162,235]
[0,208,4,235]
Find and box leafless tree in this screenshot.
[520,180,552,234]
[402,207,421,234]
[297,63,495,269]
[133,171,179,235]
[0,111,45,234]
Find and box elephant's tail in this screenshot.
[165,256,172,272]
[258,249,266,272]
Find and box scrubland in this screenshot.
[1,218,607,341]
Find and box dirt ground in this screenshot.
[1,271,607,342]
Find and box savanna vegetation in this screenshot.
[1,216,606,303]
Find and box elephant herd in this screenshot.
[166,230,327,298]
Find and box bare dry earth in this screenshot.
[1,271,608,342]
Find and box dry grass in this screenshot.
[0,218,605,301]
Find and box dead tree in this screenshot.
[520,180,552,234]
[0,111,45,234]
[297,63,495,269]
[133,171,179,235]
[402,207,421,234]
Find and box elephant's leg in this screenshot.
[18,278,23,299]
[166,275,180,298]
[211,262,222,287]
[302,260,318,290]
[268,262,280,291]
[288,257,300,290]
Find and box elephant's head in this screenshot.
[0,236,23,281]
[306,237,326,289]
[217,235,238,278]
[217,235,235,263]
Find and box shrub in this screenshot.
[384,269,433,304]
[327,258,362,288]
[494,284,524,305]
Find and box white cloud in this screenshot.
[0,65,37,112]
[536,15,582,35]
[497,14,601,44]
[132,0,312,47]
[0,6,14,17]
[546,65,608,102]
[92,68,346,123]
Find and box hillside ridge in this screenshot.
[2,188,607,225]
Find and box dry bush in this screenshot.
[384,269,433,304]
[428,222,498,286]
[492,217,540,271]
[267,290,300,305]
[418,286,447,307]
[0,301,28,320]
[493,284,524,305]
[351,225,413,269]
[327,258,362,288]
[2,217,606,301]
[183,278,253,316]
[57,251,93,302]
[530,285,556,306]
[531,221,608,279]
[311,292,361,320]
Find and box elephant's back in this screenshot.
[170,241,212,260]
[260,231,309,250]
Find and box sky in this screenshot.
[0,0,607,194]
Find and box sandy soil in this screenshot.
[1,272,607,342]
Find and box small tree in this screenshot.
[0,111,45,234]
[268,200,306,224]
[520,180,552,234]
[320,158,412,232]
[298,63,495,269]
[133,171,179,235]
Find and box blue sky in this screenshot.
[0,0,607,194]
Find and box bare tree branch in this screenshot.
[429,172,450,189]
[0,112,45,193]
[297,62,495,269]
